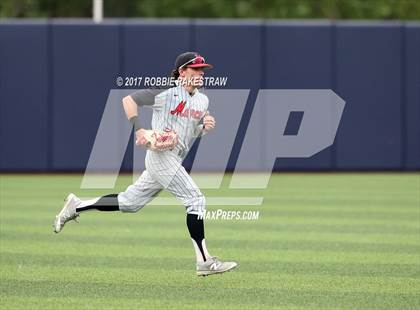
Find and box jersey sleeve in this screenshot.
[129,88,166,108]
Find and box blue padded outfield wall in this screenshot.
[0,20,419,172]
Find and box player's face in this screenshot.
[179,67,204,88]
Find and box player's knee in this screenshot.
[186,193,206,213]
[119,201,146,213]
[117,192,146,213]
[196,194,206,207]
[194,191,205,204]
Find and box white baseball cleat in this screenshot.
[196,256,238,276]
[53,193,81,233]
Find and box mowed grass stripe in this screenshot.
[3,223,417,237]
[2,252,419,278]
[0,214,420,234]
[2,240,418,265]
[2,195,418,208]
[3,206,420,223]
[3,207,418,223]
[2,230,419,254]
[2,266,420,294]
[0,296,337,310]
[2,219,419,242]
[3,224,419,246]
[2,280,418,310]
[3,205,419,220]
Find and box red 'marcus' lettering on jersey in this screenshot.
[170,100,203,120]
[173,108,204,120]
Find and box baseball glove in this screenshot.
[136,129,178,151]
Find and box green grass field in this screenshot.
[1,173,419,309]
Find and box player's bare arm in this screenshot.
[122,95,148,146]
[122,94,138,120]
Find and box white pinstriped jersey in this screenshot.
[119,85,208,216]
[130,85,209,156]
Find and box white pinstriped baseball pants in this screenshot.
[118,149,205,215]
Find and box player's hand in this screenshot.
[203,111,216,131]
[135,128,149,147]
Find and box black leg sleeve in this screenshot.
[186,213,206,261]
[76,194,120,212]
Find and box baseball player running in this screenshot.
[53,52,237,276]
